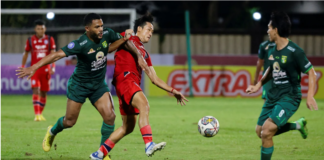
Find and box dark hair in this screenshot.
[270,11,291,37]
[134,12,154,33]
[34,19,45,26]
[83,13,102,26]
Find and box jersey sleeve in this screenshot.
[61,40,81,57]
[294,49,313,73]
[258,43,266,59]
[25,39,31,52]
[145,53,153,67]
[105,28,122,43]
[50,36,56,50]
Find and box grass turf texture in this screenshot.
[1,95,324,160]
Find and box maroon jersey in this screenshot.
[25,35,56,73]
[113,32,152,80]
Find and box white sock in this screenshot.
[49,129,54,136]
[97,150,104,158]
[296,122,301,130]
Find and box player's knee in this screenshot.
[104,112,116,125]
[125,125,135,135]
[255,129,261,138]
[261,128,272,139]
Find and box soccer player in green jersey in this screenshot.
[16,13,143,154]
[254,40,275,138]
[246,11,318,160]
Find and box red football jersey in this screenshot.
[25,35,56,73]
[113,33,152,80]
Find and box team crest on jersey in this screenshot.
[281,56,287,64]
[96,51,105,60]
[273,62,280,72]
[88,48,95,54]
[269,55,274,60]
[102,41,107,48]
[44,39,48,44]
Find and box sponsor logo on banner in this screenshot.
[162,68,323,98]
[167,69,261,97]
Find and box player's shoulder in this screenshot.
[103,27,114,35]
[286,41,304,54]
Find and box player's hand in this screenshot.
[253,79,258,85]
[306,96,318,111]
[50,67,55,75]
[16,66,36,80]
[124,29,133,40]
[172,90,189,106]
[138,56,150,72]
[246,84,260,94]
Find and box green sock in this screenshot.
[51,116,65,135]
[100,122,115,146]
[261,146,274,160]
[275,122,296,136]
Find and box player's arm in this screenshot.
[123,40,150,72]
[107,29,133,53]
[21,51,29,68]
[305,68,318,110]
[16,49,66,79]
[246,66,272,94]
[254,58,264,85]
[144,66,189,105]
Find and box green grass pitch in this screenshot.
[1,95,324,160]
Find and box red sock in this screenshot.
[32,94,40,115]
[39,96,46,114]
[140,125,153,144]
[99,139,115,156]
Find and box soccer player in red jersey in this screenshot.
[21,19,56,121]
[90,13,188,160]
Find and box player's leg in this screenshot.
[131,91,166,157]
[39,72,50,120]
[31,74,41,121]
[91,92,116,146]
[43,98,83,152]
[256,101,272,139]
[90,114,137,160]
[261,118,277,160]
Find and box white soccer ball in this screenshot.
[198,116,220,137]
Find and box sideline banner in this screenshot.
[146,66,324,99]
[1,65,118,95]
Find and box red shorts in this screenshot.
[114,72,142,115]
[31,70,51,92]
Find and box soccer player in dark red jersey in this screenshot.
[90,13,188,160]
[22,19,56,121]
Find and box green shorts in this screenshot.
[261,81,271,99]
[66,78,110,104]
[257,96,301,128]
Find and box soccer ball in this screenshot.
[198,116,220,137]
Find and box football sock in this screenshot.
[39,96,46,114]
[99,139,115,156]
[275,122,297,136]
[100,122,115,146]
[50,116,65,135]
[32,94,40,115]
[261,146,274,160]
[140,125,153,147]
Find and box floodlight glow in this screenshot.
[46,12,55,20]
[253,12,261,21]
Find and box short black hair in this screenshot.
[134,12,154,33]
[83,13,102,26]
[270,11,291,37]
[34,19,45,26]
